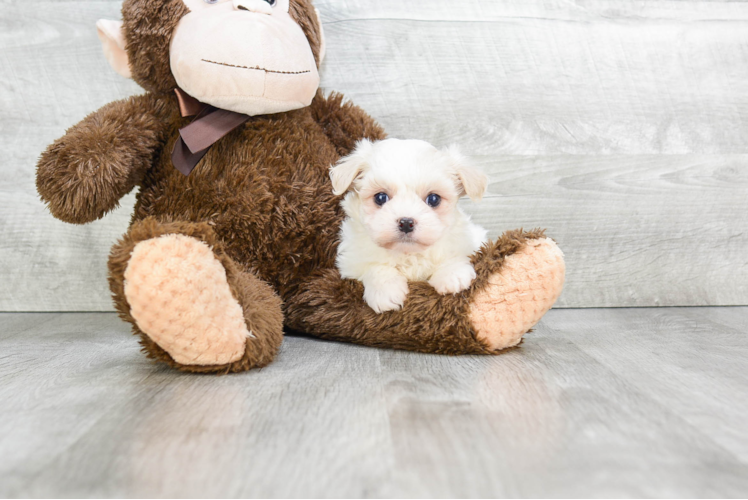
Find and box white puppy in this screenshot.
[330,138,489,314]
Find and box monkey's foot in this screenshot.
[110,219,283,373]
[124,234,251,366]
[469,237,565,351]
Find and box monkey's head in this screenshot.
[97,0,325,116]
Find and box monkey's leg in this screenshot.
[284,230,565,354]
[109,218,283,373]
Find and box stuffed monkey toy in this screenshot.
[36,0,566,373]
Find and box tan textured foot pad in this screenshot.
[124,234,250,366]
[470,238,565,351]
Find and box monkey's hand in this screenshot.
[36,94,172,224]
[310,91,387,157]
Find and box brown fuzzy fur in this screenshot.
[122,0,190,94]
[289,0,325,68]
[36,0,553,373]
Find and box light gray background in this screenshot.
[2,0,747,311]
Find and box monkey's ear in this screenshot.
[314,8,326,64]
[444,145,488,201]
[330,140,374,195]
[96,19,132,79]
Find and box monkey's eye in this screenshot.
[374,193,389,206]
[426,193,441,208]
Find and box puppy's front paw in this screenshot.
[429,262,477,295]
[363,275,409,314]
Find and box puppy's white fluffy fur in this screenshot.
[331,138,488,314]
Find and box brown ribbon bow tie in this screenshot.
[171,88,251,176]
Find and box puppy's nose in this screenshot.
[398,218,416,234]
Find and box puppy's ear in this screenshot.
[330,139,373,195]
[444,145,488,201]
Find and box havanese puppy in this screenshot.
[330,138,489,313]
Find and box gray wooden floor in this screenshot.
[1,308,747,498]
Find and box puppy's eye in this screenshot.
[374,193,389,206]
[263,0,276,4]
[204,0,219,3]
[426,193,441,208]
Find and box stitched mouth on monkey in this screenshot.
[200,59,312,76]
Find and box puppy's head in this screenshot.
[331,138,487,253]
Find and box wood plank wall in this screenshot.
[1,0,747,311]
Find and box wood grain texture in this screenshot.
[0,1,143,312]
[1,308,747,497]
[317,0,748,154]
[466,155,748,307]
[1,0,748,310]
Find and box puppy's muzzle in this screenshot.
[398,218,416,234]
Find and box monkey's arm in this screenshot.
[36,94,174,224]
[310,91,387,156]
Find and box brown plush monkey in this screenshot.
[36,0,566,373]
